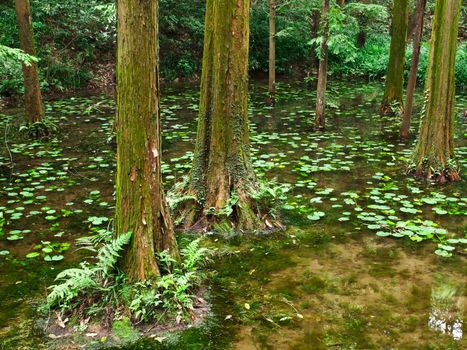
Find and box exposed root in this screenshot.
[408,166,461,183]
[380,102,403,116]
[169,180,285,234]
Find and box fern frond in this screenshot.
[96,231,132,274]
[181,239,210,271]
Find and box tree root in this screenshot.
[409,166,461,183]
[169,181,284,234]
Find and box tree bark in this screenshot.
[173,0,281,232]
[400,0,426,141]
[409,0,462,183]
[15,0,43,123]
[268,0,276,102]
[314,0,329,131]
[381,0,409,114]
[115,0,178,282]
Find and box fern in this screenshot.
[47,263,96,307]
[46,232,210,324]
[47,232,132,310]
[96,231,132,274]
[180,238,210,271]
[76,229,113,250]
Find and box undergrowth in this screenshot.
[45,232,211,328]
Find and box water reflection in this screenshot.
[428,278,464,340]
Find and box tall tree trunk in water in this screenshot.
[15,0,43,123]
[115,0,178,282]
[309,9,320,74]
[314,0,329,131]
[380,0,409,114]
[409,0,462,183]
[173,0,282,232]
[400,0,426,141]
[268,0,276,102]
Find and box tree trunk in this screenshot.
[314,0,329,131]
[309,9,320,74]
[409,0,462,183]
[15,0,43,123]
[115,0,178,282]
[400,0,426,141]
[268,0,276,102]
[380,0,409,114]
[357,31,366,48]
[173,0,281,233]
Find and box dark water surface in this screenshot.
[0,80,466,349]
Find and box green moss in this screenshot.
[112,317,139,342]
[381,0,409,110]
[406,285,431,312]
[301,274,327,295]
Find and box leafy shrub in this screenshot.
[0,0,116,94]
[46,232,210,325]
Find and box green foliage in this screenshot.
[18,119,58,138]
[0,44,37,65]
[1,0,466,94]
[47,233,210,325]
[159,0,205,80]
[125,238,210,323]
[47,232,132,309]
[0,0,116,94]
[250,180,290,218]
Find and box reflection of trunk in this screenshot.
[174,0,282,232]
[409,0,462,183]
[15,0,43,123]
[309,9,320,73]
[115,0,178,282]
[381,0,409,114]
[400,0,426,141]
[314,0,329,131]
[268,0,276,101]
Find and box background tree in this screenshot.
[314,0,330,130]
[173,0,281,232]
[400,0,426,141]
[269,0,276,101]
[308,8,320,73]
[409,0,462,183]
[115,0,178,282]
[15,0,43,123]
[380,0,409,114]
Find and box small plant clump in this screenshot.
[19,119,58,138]
[45,232,211,334]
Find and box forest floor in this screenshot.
[0,80,466,349]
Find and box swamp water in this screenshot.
[0,80,465,349]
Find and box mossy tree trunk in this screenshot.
[115,0,178,282]
[268,0,276,102]
[380,0,409,114]
[15,0,43,123]
[173,0,281,233]
[314,0,329,131]
[409,0,462,183]
[400,0,426,141]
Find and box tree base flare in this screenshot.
[380,102,403,116]
[408,167,461,183]
[169,180,285,234]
